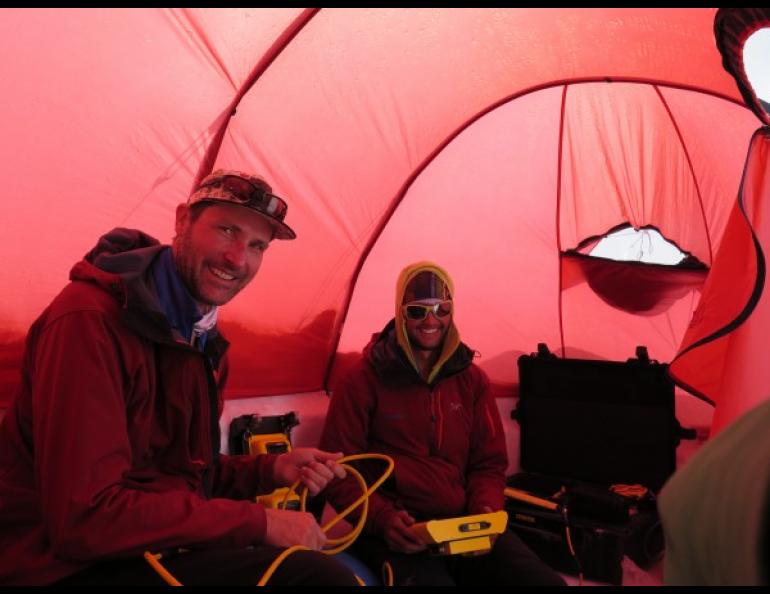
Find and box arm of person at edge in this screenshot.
[30,311,338,558]
[319,372,425,553]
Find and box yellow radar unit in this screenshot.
[407,510,508,556]
[247,433,292,455]
[248,433,301,510]
[256,488,301,511]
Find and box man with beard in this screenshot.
[320,262,565,586]
[0,171,357,586]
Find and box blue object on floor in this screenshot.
[334,551,381,586]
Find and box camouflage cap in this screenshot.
[188,169,296,240]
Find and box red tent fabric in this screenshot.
[668,9,770,434]
[670,128,770,433]
[0,9,762,434]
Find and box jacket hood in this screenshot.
[71,227,166,312]
[85,227,161,266]
[394,261,462,384]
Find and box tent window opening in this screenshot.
[562,225,708,314]
[587,225,695,267]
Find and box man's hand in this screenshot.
[480,505,499,546]
[383,510,426,554]
[273,448,346,495]
[263,508,326,550]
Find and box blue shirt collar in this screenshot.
[151,247,212,350]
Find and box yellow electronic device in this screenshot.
[408,511,508,556]
[247,433,292,455]
[248,433,301,510]
[257,488,301,511]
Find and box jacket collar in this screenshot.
[70,228,229,366]
[365,319,474,387]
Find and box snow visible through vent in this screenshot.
[744,27,770,109]
[590,227,687,265]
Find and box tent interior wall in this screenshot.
[0,9,764,475]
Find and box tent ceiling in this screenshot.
[0,9,760,406]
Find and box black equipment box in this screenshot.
[506,472,663,585]
[514,344,678,492]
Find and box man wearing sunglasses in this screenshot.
[320,262,564,586]
[0,170,357,586]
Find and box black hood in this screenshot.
[76,228,167,313]
[82,227,167,313]
[364,319,475,387]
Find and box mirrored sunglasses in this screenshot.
[402,300,453,321]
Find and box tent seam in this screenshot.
[654,85,714,265]
[193,8,321,190]
[556,85,568,357]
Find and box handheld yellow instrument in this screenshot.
[407,510,508,556]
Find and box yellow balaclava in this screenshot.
[395,261,460,384]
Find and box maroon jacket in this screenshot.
[0,229,279,585]
[320,320,507,536]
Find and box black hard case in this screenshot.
[516,347,677,491]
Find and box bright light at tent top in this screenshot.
[590,227,688,265]
[743,27,770,104]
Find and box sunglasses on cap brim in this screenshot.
[201,175,289,221]
[402,300,453,321]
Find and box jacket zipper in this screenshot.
[201,355,220,499]
[430,387,443,451]
[485,403,497,439]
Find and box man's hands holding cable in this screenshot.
[263,449,347,550]
[273,448,346,495]
[383,510,426,554]
[263,508,327,550]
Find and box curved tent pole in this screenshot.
[322,77,750,390]
[192,8,321,190]
[668,8,770,412]
[556,85,568,356]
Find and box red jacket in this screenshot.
[0,230,278,585]
[320,320,507,536]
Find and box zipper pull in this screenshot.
[191,327,204,349]
[430,388,437,421]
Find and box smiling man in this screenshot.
[320,262,565,586]
[0,170,356,586]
